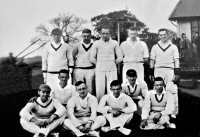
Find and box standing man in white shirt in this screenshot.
[149,28,180,118]
[90,26,123,101]
[42,28,74,91]
[72,29,95,95]
[120,26,149,83]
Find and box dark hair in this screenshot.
[75,81,86,87]
[110,80,121,87]
[128,26,138,31]
[182,33,186,36]
[101,25,110,31]
[51,28,62,36]
[154,77,164,83]
[126,69,137,77]
[158,28,168,34]
[82,29,91,34]
[59,69,69,75]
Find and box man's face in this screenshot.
[38,90,50,103]
[126,75,137,85]
[52,34,62,43]
[158,30,168,43]
[58,73,69,86]
[110,85,122,98]
[154,80,164,93]
[82,33,91,44]
[101,28,110,41]
[128,29,137,41]
[182,34,186,39]
[76,83,88,99]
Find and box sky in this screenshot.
[0,0,179,57]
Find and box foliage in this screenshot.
[34,13,87,44]
[91,10,158,45]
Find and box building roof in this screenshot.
[169,0,200,21]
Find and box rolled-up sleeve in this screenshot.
[89,97,98,121]
[122,96,137,113]
[160,93,174,116]
[53,99,67,117]
[115,44,123,64]
[90,43,98,65]
[97,95,112,114]
[19,102,35,121]
[67,98,82,127]
[141,92,151,120]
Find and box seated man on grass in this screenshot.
[140,77,176,130]
[64,81,106,137]
[98,80,137,135]
[19,84,66,137]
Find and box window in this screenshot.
[191,20,200,39]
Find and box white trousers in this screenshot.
[95,70,117,102]
[123,63,144,84]
[20,116,65,136]
[154,67,178,115]
[63,116,106,136]
[73,68,95,95]
[104,113,133,130]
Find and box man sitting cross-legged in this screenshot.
[19,84,66,137]
[140,77,176,130]
[63,81,106,137]
[97,80,137,135]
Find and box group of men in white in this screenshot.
[19,26,181,137]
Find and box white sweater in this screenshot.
[42,42,74,72]
[97,93,137,114]
[19,97,66,121]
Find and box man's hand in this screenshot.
[149,75,155,83]
[84,122,92,132]
[69,68,73,74]
[43,114,58,127]
[148,68,154,83]
[173,75,180,84]
[31,118,45,128]
[77,125,85,133]
[173,68,181,84]
[140,119,148,128]
[108,108,122,117]
[153,113,162,123]
[43,77,47,84]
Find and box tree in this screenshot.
[91,10,156,43]
[34,13,87,44]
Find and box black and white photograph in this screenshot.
[0,0,200,137]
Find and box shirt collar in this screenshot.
[51,40,63,48]
[109,92,124,100]
[101,38,111,42]
[152,89,166,95]
[126,37,139,43]
[58,83,71,90]
[81,40,93,45]
[79,93,91,101]
[158,40,172,47]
